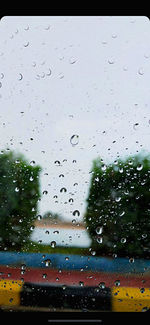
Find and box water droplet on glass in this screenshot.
[29,176,34,181]
[114,280,120,286]
[18,73,23,81]
[140,288,145,293]
[65,257,69,261]
[43,190,48,195]
[54,160,61,166]
[121,238,126,244]
[30,160,35,166]
[133,122,139,130]
[91,251,96,256]
[137,164,143,171]
[23,41,29,47]
[101,164,107,171]
[59,174,64,178]
[119,211,125,217]
[119,167,123,173]
[51,241,56,248]
[97,236,103,244]
[73,210,80,217]
[42,273,47,279]
[69,57,77,64]
[79,281,84,287]
[69,198,74,203]
[138,68,144,75]
[129,257,134,263]
[60,187,67,193]
[70,134,79,146]
[115,196,121,202]
[108,58,115,64]
[44,259,51,267]
[15,187,19,192]
[96,226,103,235]
[99,282,105,289]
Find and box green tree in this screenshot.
[84,153,150,258]
[43,211,62,222]
[0,151,41,250]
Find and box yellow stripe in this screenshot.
[112,286,150,312]
[0,279,23,306]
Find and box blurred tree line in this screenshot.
[0,151,41,250]
[84,153,150,258]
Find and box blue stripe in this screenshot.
[0,252,150,273]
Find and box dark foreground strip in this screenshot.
[20,283,111,311]
[1,280,150,312]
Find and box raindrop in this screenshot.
[23,41,29,47]
[65,257,69,261]
[112,34,117,38]
[69,57,77,64]
[0,82,2,88]
[30,160,35,166]
[119,211,125,217]
[119,167,123,173]
[60,187,67,193]
[114,280,120,286]
[1,73,4,79]
[138,68,144,75]
[70,134,79,146]
[72,219,76,224]
[97,236,103,244]
[133,122,139,130]
[108,58,115,64]
[59,174,64,178]
[129,257,134,263]
[44,259,51,267]
[59,73,64,79]
[69,198,74,203]
[15,187,19,192]
[96,226,103,235]
[43,190,48,195]
[91,251,96,256]
[137,164,143,171]
[42,273,47,279]
[99,282,105,289]
[73,210,80,217]
[37,215,42,221]
[121,238,126,244]
[51,241,56,248]
[79,281,84,287]
[115,197,121,202]
[140,288,145,293]
[54,160,61,166]
[18,73,23,81]
[29,176,34,182]
[101,164,107,171]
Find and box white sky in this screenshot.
[0,16,150,222]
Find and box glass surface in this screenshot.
[0,15,150,314]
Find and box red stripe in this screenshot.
[0,265,149,288]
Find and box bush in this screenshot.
[0,151,41,250]
[84,153,150,258]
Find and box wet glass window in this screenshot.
[0,15,150,315]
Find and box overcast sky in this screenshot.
[0,16,150,222]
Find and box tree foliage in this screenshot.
[84,153,150,258]
[0,151,41,250]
